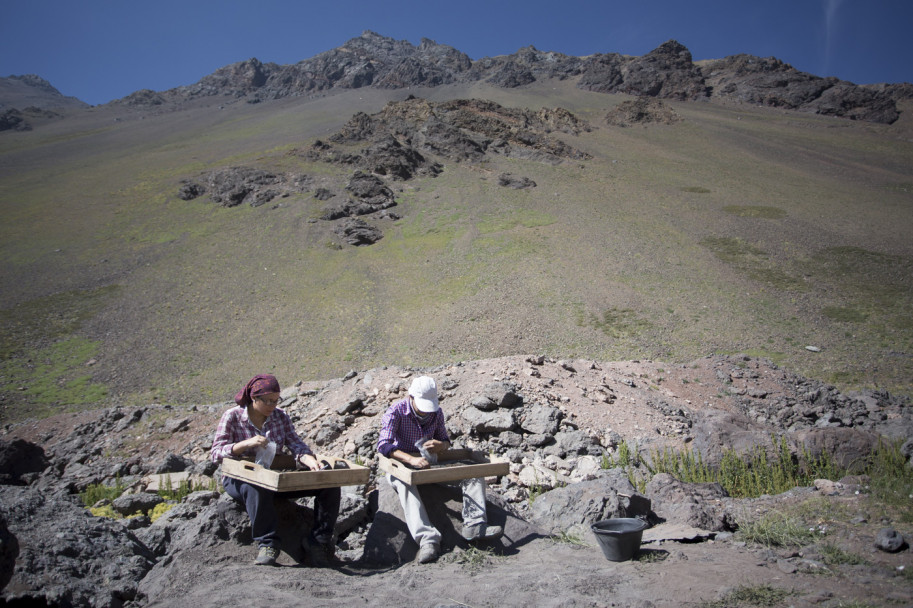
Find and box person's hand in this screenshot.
[298,454,320,471]
[244,435,268,451]
[423,439,448,454]
[410,455,430,469]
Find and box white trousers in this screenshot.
[387,475,488,548]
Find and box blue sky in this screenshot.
[2,0,911,106]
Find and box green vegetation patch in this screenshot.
[700,584,793,608]
[700,236,804,290]
[477,208,557,233]
[867,439,913,522]
[646,437,842,498]
[0,285,119,358]
[807,246,913,350]
[736,510,822,548]
[0,336,107,410]
[817,542,869,566]
[681,186,711,193]
[581,307,653,340]
[821,306,868,323]
[0,286,118,420]
[722,205,787,219]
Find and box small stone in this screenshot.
[776,558,797,574]
[875,528,906,553]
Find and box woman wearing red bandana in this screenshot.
[211,374,340,567]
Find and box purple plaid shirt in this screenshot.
[211,405,313,463]
[377,397,449,457]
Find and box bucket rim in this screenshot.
[590,517,648,534]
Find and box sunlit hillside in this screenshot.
[1,79,911,420]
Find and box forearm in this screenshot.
[390,449,416,463]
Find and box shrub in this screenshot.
[150,502,177,523]
[646,436,843,499]
[80,478,126,507]
[736,510,821,547]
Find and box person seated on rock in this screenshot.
[211,374,340,567]
[377,375,502,564]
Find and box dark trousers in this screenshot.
[222,476,341,548]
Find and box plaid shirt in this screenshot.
[377,397,449,457]
[210,405,313,463]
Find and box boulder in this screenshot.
[162,417,190,433]
[461,407,516,434]
[112,492,165,516]
[790,427,880,471]
[0,439,49,485]
[470,382,523,410]
[644,473,735,532]
[874,528,906,553]
[518,404,563,435]
[552,429,599,456]
[690,409,775,467]
[528,470,651,533]
[335,491,369,538]
[155,453,195,474]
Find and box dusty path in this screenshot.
[139,518,911,608]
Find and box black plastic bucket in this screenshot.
[591,518,648,562]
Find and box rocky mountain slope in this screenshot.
[109,32,908,124]
[1,354,911,606]
[0,75,88,131]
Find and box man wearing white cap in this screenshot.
[377,375,502,563]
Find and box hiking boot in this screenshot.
[255,545,280,566]
[417,543,439,564]
[462,523,503,542]
[302,535,336,567]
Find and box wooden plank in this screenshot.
[378,450,509,485]
[220,456,368,491]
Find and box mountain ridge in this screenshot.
[112,32,904,124]
[3,31,910,126]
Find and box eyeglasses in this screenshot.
[255,397,280,407]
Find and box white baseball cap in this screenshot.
[408,376,440,413]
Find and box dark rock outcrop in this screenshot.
[0,513,17,593]
[617,40,708,100]
[700,54,899,123]
[498,173,537,189]
[606,97,682,127]
[179,167,311,207]
[330,97,591,165]
[333,218,383,246]
[0,108,29,132]
[0,485,156,607]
